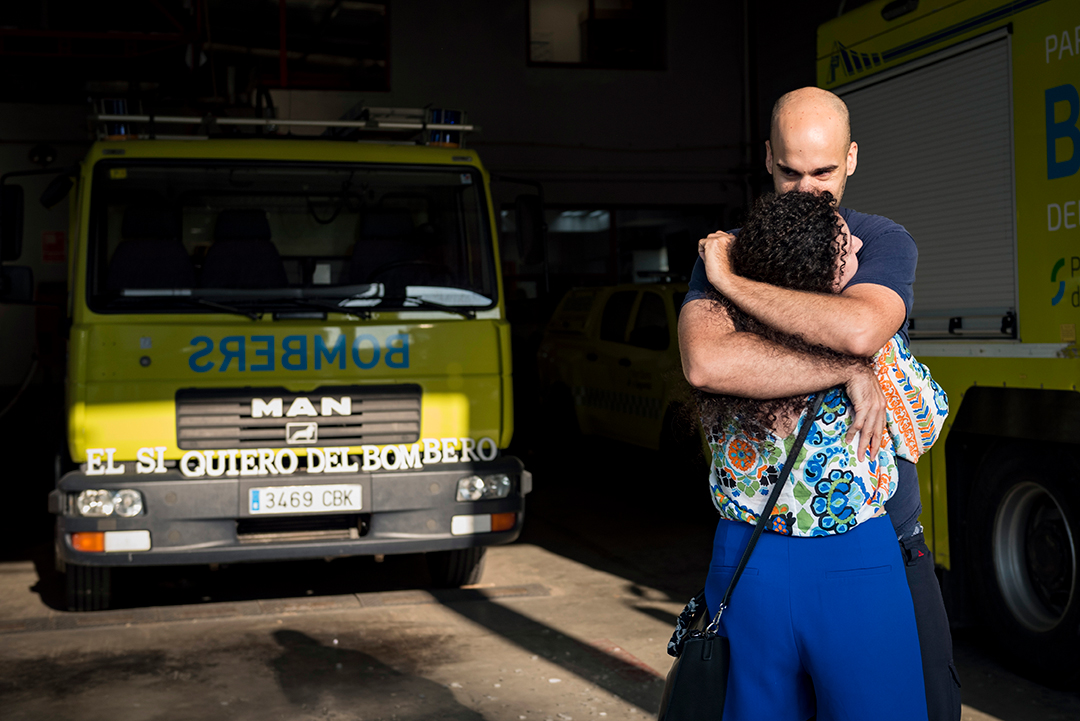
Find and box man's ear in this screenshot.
[846,141,859,177]
[764,140,774,175]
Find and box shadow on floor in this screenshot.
[271,629,486,720]
[436,589,666,713]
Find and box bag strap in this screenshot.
[707,390,826,633]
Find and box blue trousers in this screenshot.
[704,517,928,721]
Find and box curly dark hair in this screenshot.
[695,191,871,440]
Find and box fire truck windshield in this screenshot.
[86,160,497,315]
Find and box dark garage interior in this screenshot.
[1,2,1078,719]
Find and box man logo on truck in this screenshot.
[252,396,352,418]
[285,422,319,444]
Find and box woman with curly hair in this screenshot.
[694,191,948,720]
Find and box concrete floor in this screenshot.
[0,388,1078,720]
[0,542,678,721]
[1,476,1079,720]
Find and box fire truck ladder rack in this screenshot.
[92,106,476,147]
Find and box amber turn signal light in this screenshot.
[71,532,105,552]
[490,512,516,532]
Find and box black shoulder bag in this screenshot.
[657,391,825,721]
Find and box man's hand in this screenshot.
[844,366,886,460]
[698,230,737,295]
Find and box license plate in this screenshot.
[248,484,362,515]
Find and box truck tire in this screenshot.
[65,564,111,612]
[967,453,1079,686]
[426,547,486,588]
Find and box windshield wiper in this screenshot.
[377,295,476,319]
[276,297,372,319]
[134,289,475,320]
[108,293,262,320]
[197,295,373,320]
[194,298,262,320]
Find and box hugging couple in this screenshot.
[677,87,956,721]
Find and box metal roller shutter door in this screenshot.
[838,36,1016,329]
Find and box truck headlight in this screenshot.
[113,489,144,517]
[76,489,114,517]
[483,474,511,499]
[75,489,144,517]
[456,476,485,501]
[455,474,512,502]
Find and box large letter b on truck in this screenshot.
[1047,84,1080,180]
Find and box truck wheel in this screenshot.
[426,547,486,588]
[968,455,1079,685]
[65,564,111,612]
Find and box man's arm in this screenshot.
[679,298,855,397]
[679,297,886,458]
[699,231,906,356]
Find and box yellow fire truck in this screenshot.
[0,110,530,611]
[820,0,1078,680]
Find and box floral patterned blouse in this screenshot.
[706,334,949,537]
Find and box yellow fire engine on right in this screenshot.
[819,0,1079,682]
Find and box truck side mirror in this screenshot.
[0,265,33,303]
[514,194,547,264]
[1,184,24,261]
[40,170,74,210]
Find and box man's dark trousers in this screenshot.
[900,531,962,721]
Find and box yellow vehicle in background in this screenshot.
[0,116,530,611]
[821,0,1079,681]
[537,282,693,451]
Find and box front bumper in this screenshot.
[51,457,529,567]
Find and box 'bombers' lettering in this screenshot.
[188,333,410,373]
[128,437,499,478]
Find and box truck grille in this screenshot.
[175,385,421,450]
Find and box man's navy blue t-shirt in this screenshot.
[682,206,923,538]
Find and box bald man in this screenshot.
[679,87,961,720]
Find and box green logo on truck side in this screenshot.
[1052,258,1066,305]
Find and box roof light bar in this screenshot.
[94,114,475,132]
